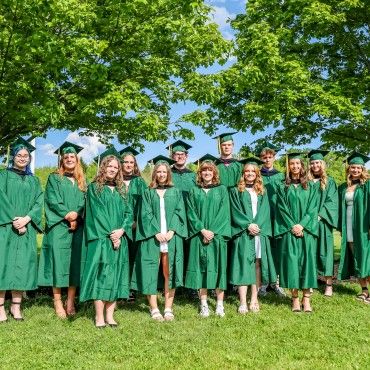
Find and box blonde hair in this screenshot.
[57,153,87,192]
[150,162,173,188]
[94,155,126,197]
[196,162,220,186]
[346,165,369,187]
[238,164,265,195]
[307,160,328,190]
[122,154,141,176]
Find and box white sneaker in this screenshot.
[199,304,210,318]
[215,305,225,317]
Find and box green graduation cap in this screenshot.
[148,155,176,166]
[54,141,84,156]
[193,153,218,166]
[286,152,305,160]
[255,141,281,156]
[93,147,121,165]
[119,146,140,157]
[10,137,36,154]
[307,149,329,162]
[345,151,370,166]
[166,140,192,156]
[213,132,237,154]
[239,157,264,166]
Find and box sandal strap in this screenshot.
[303,294,311,298]
[11,301,21,305]
[163,308,173,314]
[361,287,369,291]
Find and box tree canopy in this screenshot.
[0,0,229,149]
[185,0,369,153]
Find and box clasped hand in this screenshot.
[201,229,214,244]
[155,230,174,243]
[291,224,304,237]
[110,229,125,249]
[13,216,31,231]
[65,211,79,231]
[248,223,260,236]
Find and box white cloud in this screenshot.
[210,6,236,40]
[39,143,56,157]
[65,132,106,163]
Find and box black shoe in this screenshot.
[9,301,24,321]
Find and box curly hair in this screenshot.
[56,153,87,192]
[285,159,308,189]
[307,160,328,190]
[346,165,369,187]
[196,162,220,187]
[93,155,126,197]
[150,162,173,188]
[238,164,265,195]
[121,154,141,177]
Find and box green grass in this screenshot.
[1,286,370,370]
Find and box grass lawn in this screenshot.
[1,283,370,370]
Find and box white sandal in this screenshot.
[150,308,164,321]
[238,304,248,314]
[163,308,175,321]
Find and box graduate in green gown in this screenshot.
[214,133,242,189]
[38,141,86,318]
[167,140,196,197]
[0,138,43,322]
[119,146,147,301]
[337,152,370,304]
[229,158,277,314]
[274,153,319,313]
[307,149,338,297]
[80,149,133,328]
[256,141,286,297]
[131,156,187,321]
[185,155,231,317]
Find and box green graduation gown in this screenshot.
[261,169,285,266]
[274,182,319,289]
[80,183,133,301]
[38,173,85,288]
[185,185,231,290]
[337,180,370,279]
[125,176,147,273]
[229,187,277,285]
[171,167,196,198]
[0,169,43,290]
[131,186,187,295]
[312,177,338,277]
[216,159,242,189]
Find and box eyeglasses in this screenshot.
[15,154,30,159]
[173,153,186,157]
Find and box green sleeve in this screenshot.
[167,188,188,238]
[254,193,272,237]
[211,186,231,238]
[26,176,44,232]
[0,171,16,225]
[136,189,160,242]
[122,196,133,241]
[318,177,339,229]
[299,183,319,236]
[186,188,205,238]
[274,185,296,237]
[229,187,252,237]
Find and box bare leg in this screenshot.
[255,259,261,289]
[291,288,300,312]
[0,290,7,322]
[66,286,76,315]
[10,290,23,319]
[324,276,333,296]
[238,286,248,314]
[94,300,106,327]
[215,289,224,302]
[52,287,66,319]
[302,288,312,312]
[105,301,117,325]
[162,253,175,310]
[147,294,158,311]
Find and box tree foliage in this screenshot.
[0,0,229,150]
[186,0,369,152]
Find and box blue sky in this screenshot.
[34,0,320,169]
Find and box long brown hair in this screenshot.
[285,159,308,189]
[238,163,264,195]
[57,153,87,192]
[122,154,141,176]
[346,165,369,187]
[307,160,328,190]
[196,162,220,187]
[94,155,126,197]
[150,162,173,188]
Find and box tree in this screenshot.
[0,0,229,150]
[184,0,369,152]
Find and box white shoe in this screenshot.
[215,305,225,317]
[199,304,210,318]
